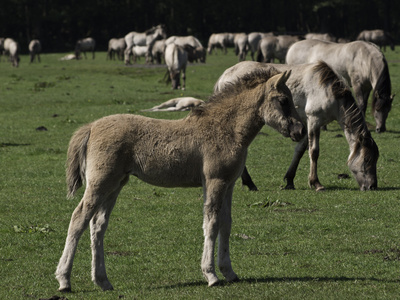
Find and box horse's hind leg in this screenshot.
[90,179,127,291]
[241,166,258,191]
[55,189,101,292]
[308,128,324,191]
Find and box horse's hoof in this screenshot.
[283,185,295,190]
[227,275,240,283]
[58,287,72,293]
[208,278,220,287]
[316,186,325,192]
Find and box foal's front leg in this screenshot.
[217,184,239,283]
[284,135,308,189]
[202,180,237,286]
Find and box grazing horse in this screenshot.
[357,29,395,51]
[55,69,305,291]
[207,33,229,54]
[164,43,188,90]
[29,39,41,63]
[257,35,302,63]
[305,33,336,42]
[4,38,20,67]
[215,61,379,191]
[286,39,394,133]
[75,37,96,59]
[234,33,248,61]
[151,39,166,64]
[247,32,274,61]
[124,25,167,65]
[107,38,126,60]
[165,35,206,63]
[141,97,204,112]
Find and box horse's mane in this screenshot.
[190,68,281,117]
[371,57,392,111]
[312,61,351,99]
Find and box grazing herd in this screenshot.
[53,25,397,291]
[1,26,394,291]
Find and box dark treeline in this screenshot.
[0,0,398,53]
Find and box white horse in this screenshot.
[124,25,166,65]
[4,38,19,67]
[55,69,305,292]
[165,43,188,90]
[357,29,395,51]
[257,35,302,63]
[207,33,230,54]
[132,45,150,63]
[75,37,96,59]
[141,97,204,111]
[234,33,248,61]
[215,61,379,191]
[165,35,206,63]
[152,39,166,64]
[107,38,126,60]
[247,32,274,60]
[305,33,336,42]
[29,39,41,63]
[286,39,394,133]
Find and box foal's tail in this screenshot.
[66,123,91,199]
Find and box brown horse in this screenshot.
[55,69,305,291]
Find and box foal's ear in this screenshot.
[274,70,292,89]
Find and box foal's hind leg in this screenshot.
[56,188,101,292]
[90,180,127,291]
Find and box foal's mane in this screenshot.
[312,61,378,166]
[191,68,281,117]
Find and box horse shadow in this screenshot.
[155,275,400,289]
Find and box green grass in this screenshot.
[1,49,400,299]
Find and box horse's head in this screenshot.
[372,92,394,133]
[348,131,379,190]
[262,71,306,142]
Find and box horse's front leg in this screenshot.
[217,183,239,283]
[352,82,371,116]
[241,166,258,191]
[308,128,324,191]
[202,179,233,286]
[181,67,186,90]
[284,135,308,189]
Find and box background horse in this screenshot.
[4,38,19,67]
[124,24,166,64]
[75,37,96,59]
[207,33,229,54]
[247,32,274,61]
[286,39,394,133]
[234,33,248,61]
[107,38,126,60]
[165,35,206,63]
[357,29,395,51]
[305,32,336,42]
[164,43,188,90]
[141,97,204,112]
[215,61,379,191]
[29,39,41,63]
[257,35,302,63]
[55,69,305,292]
[151,39,166,64]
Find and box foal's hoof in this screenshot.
[208,278,220,287]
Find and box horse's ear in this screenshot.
[274,70,291,89]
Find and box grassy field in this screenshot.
[1,49,400,299]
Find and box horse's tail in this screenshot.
[66,123,91,199]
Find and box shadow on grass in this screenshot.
[155,276,400,289]
[0,142,30,147]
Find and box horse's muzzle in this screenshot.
[290,122,306,142]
